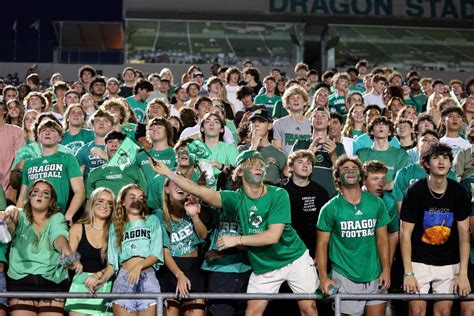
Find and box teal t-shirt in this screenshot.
[208,141,239,179]
[61,129,94,155]
[126,96,147,123]
[22,151,82,213]
[254,94,282,114]
[357,146,409,183]
[352,133,400,155]
[220,186,306,274]
[155,209,204,257]
[13,142,73,170]
[107,215,164,271]
[317,192,390,283]
[75,141,107,180]
[8,210,69,283]
[201,208,252,273]
[271,101,288,119]
[135,148,176,184]
[382,192,399,233]
[86,164,147,198]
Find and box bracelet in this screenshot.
[403,272,415,277]
[218,163,225,171]
[175,271,184,278]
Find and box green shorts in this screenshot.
[64,272,113,315]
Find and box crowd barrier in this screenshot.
[0,292,472,315]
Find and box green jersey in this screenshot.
[75,141,107,180]
[220,186,306,274]
[357,146,409,183]
[208,141,239,179]
[8,210,69,283]
[271,101,288,119]
[237,144,287,184]
[13,142,73,170]
[382,192,399,233]
[0,243,7,263]
[317,191,390,282]
[61,129,94,155]
[348,86,365,94]
[22,151,82,212]
[107,215,164,271]
[126,96,147,123]
[155,209,204,257]
[392,163,457,202]
[201,208,252,273]
[328,93,347,115]
[254,94,282,113]
[86,164,147,197]
[136,148,176,184]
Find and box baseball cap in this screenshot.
[193,71,204,78]
[236,150,265,166]
[249,109,270,122]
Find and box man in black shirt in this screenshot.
[400,143,470,316]
[281,149,329,257]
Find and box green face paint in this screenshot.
[43,195,50,200]
[340,169,360,187]
[31,194,38,197]
[243,167,264,185]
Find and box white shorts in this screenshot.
[412,262,459,294]
[247,250,318,294]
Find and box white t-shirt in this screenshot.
[226,84,244,112]
[363,92,385,109]
[440,136,471,158]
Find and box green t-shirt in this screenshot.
[121,123,137,140]
[107,215,164,271]
[201,208,252,273]
[348,86,365,94]
[61,129,94,155]
[254,94,282,113]
[271,101,288,119]
[155,209,204,257]
[0,186,6,211]
[126,96,147,123]
[220,186,306,274]
[382,192,399,233]
[8,210,69,283]
[22,151,82,213]
[0,243,7,263]
[208,141,239,179]
[357,146,409,183]
[237,144,287,185]
[352,133,400,156]
[317,191,390,282]
[413,94,428,112]
[147,169,200,210]
[392,163,457,202]
[328,93,347,115]
[86,164,147,197]
[13,142,73,170]
[136,148,176,184]
[75,141,107,180]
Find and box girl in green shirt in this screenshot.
[4,179,78,315]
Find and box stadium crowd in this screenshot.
[0,60,473,316]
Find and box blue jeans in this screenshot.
[112,268,161,313]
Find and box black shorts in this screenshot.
[157,256,206,294]
[8,274,69,293]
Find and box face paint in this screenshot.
[340,169,360,187]
[31,194,38,197]
[130,201,144,210]
[43,195,50,200]
[243,166,264,185]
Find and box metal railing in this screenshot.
[1,292,473,316]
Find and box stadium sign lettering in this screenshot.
[269,0,473,20]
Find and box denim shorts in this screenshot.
[0,272,6,307]
[112,267,161,313]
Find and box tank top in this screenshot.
[77,224,107,272]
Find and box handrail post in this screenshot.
[334,294,341,316]
[157,294,163,316]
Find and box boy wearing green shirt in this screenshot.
[254,76,282,114]
[125,78,153,123]
[150,150,318,316]
[328,72,350,115]
[317,156,391,315]
[61,104,94,155]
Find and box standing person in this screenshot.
[273,85,312,156]
[18,119,85,224]
[61,104,94,154]
[3,180,77,315]
[281,149,329,257]
[400,143,471,316]
[106,77,121,99]
[96,184,164,316]
[126,79,153,123]
[439,107,470,159]
[157,175,208,316]
[225,67,243,112]
[363,74,387,110]
[316,156,391,316]
[328,72,350,115]
[254,76,282,114]
[65,187,115,316]
[150,149,319,316]
[119,67,136,98]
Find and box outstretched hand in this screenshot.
[184,195,201,218]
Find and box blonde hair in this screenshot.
[282,85,308,110]
[342,103,367,137]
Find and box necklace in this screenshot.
[427,180,447,200]
[91,224,104,231]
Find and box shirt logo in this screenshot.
[355,209,363,216]
[249,208,263,228]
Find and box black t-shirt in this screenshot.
[400,177,470,266]
[119,85,134,98]
[280,178,330,258]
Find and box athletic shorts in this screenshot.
[247,249,318,294]
[332,270,385,316]
[112,267,160,313]
[412,262,459,294]
[157,256,206,295]
[7,274,69,296]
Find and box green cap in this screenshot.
[236,149,265,166]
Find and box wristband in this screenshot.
[403,272,415,277]
[175,271,184,278]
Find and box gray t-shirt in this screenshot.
[273,115,311,156]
